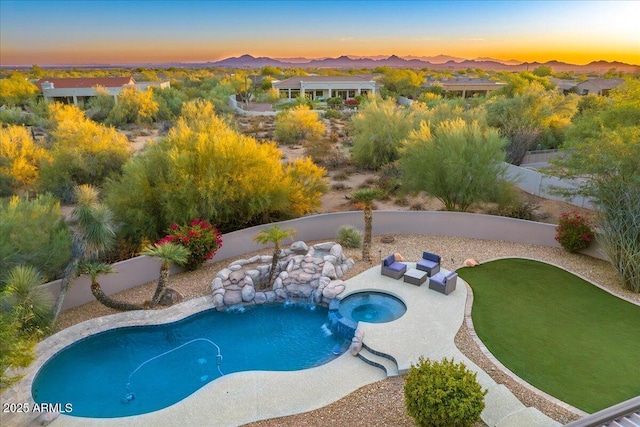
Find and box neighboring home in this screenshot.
[422,77,506,98]
[574,78,624,96]
[548,77,579,95]
[35,77,170,107]
[272,75,379,100]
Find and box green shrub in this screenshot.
[404,357,487,427]
[337,225,362,248]
[555,211,595,253]
[324,109,342,119]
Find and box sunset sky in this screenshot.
[1,0,638,66]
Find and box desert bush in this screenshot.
[404,357,486,427]
[344,98,360,108]
[410,202,425,211]
[0,265,54,332]
[0,125,50,195]
[331,182,347,191]
[326,97,343,109]
[324,109,342,120]
[337,225,362,249]
[555,211,595,253]
[39,104,131,202]
[332,170,349,181]
[275,105,326,144]
[0,194,72,283]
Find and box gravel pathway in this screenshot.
[55,234,636,426]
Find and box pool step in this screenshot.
[358,346,399,377]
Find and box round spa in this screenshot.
[338,291,406,324]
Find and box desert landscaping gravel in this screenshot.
[56,234,637,426]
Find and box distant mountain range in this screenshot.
[205,54,639,73]
[2,54,638,73]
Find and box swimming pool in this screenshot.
[32,304,349,418]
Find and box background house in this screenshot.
[35,77,170,107]
[422,77,506,98]
[272,75,379,100]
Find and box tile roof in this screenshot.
[36,77,135,90]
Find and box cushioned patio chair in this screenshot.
[416,251,441,276]
[381,254,407,279]
[428,271,457,295]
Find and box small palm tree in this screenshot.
[141,242,190,308]
[52,185,116,324]
[1,265,54,332]
[77,262,143,311]
[252,225,297,289]
[352,188,382,262]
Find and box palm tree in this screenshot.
[1,265,54,331]
[352,188,382,262]
[141,242,190,308]
[252,225,297,289]
[52,185,116,324]
[77,262,143,311]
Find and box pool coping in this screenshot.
[2,263,562,427]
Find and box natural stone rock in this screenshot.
[314,242,335,251]
[249,255,261,263]
[260,255,272,263]
[321,262,337,279]
[241,285,255,302]
[159,288,183,306]
[265,291,277,303]
[243,276,254,287]
[254,292,267,304]
[290,241,308,253]
[464,258,480,267]
[229,264,242,271]
[224,290,242,306]
[335,265,343,278]
[229,259,249,267]
[329,244,343,257]
[274,288,287,300]
[229,270,245,283]
[322,280,345,299]
[217,268,232,280]
[323,255,337,264]
[213,294,224,310]
[350,329,364,356]
[211,277,223,291]
[245,269,261,281]
[273,277,283,289]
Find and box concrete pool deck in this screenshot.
[3,264,560,427]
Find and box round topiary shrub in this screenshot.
[404,357,487,427]
[337,225,362,249]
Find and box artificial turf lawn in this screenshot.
[457,258,640,413]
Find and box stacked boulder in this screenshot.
[211,241,355,310]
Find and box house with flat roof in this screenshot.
[422,77,506,98]
[272,75,379,100]
[35,77,170,107]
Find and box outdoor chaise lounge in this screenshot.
[381,254,407,279]
[416,251,441,276]
[429,271,457,295]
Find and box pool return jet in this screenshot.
[122,338,224,403]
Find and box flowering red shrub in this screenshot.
[158,218,223,270]
[344,98,360,107]
[555,211,595,253]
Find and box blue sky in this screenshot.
[1,1,638,66]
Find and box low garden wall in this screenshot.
[46,211,606,311]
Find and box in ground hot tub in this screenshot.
[338,291,407,324]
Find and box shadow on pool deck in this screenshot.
[4,264,560,427]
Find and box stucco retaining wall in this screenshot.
[45,211,606,312]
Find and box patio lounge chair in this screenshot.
[416,251,441,276]
[429,271,457,295]
[381,254,407,279]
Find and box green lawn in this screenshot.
[457,258,640,413]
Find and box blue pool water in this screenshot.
[338,292,406,323]
[32,304,348,418]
